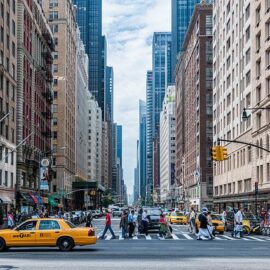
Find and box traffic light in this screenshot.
[221,146,229,161]
[212,146,222,161]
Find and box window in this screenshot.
[39,220,60,230]
[10,172,13,187]
[257,113,262,129]
[5,148,8,163]
[205,15,212,35]
[49,0,58,8]
[238,181,242,193]
[12,20,15,36]
[12,42,15,57]
[53,64,58,73]
[52,104,58,113]
[256,33,261,52]
[11,151,13,165]
[4,171,7,186]
[256,5,261,26]
[12,0,16,14]
[245,26,250,42]
[0,169,2,185]
[256,86,261,104]
[256,59,261,78]
[53,131,57,139]
[17,220,37,231]
[248,147,252,162]
[53,118,58,126]
[246,71,251,87]
[245,4,250,20]
[245,49,250,64]
[51,24,58,33]
[49,11,58,20]
[266,21,270,39]
[53,91,58,99]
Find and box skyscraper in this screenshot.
[146,71,153,197]
[152,32,172,137]
[139,100,147,200]
[105,67,114,122]
[117,125,123,167]
[100,35,107,119]
[73,0,103,108]
[171,0,200,81]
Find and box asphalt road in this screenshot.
[1,218,270,270]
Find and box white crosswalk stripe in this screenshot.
[97,233,270,242]
[171,234,180,240]
[182,233,193,240]
[247,236,265,242]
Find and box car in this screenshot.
[144,208,162,231]
[0,218,97,252]
[167,211,187,225]
[112,210,122,217]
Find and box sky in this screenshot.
[103,0,171,194]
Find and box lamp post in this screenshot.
[242,107,270,121]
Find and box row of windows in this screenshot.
[0,169,14,188]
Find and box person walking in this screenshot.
[100,210,116,239]
[197,208,212,240]
[86,211,93,227]
[159,214,167,238]
[7,211,15,229]
[189,208,196,233]
[128,210,135,238]
[233,207,243,238]
[120,210,128,239]
[142,209,149,236]
[137,208,143,233]
[260,208,267,227]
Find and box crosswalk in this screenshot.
[98,233,270,242]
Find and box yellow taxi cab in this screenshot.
[167,211,187,225]
[195,214,225,234]
[0,218,97,252]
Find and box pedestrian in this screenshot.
[7,211,15,229]
[207,211,215,238]
[197,208,212,240]
[260,208,267,227]
[142,209,149,236]
[159,214,167,238]
[128,210,135,238]
[189,207,196,233]
[137,208,143,233]
[86,211,93,227]
[233,207,243,238]
[100,210,116,239]
[120,210,128,239]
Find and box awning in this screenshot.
[41,197,49,204]
[0,196,13,204]
[29,193,38,204]
[34,194,44,204]
[20,192,35,205]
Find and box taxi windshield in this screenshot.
[211,214,223,221]
[175,212,184,216]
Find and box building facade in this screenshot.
[16,0,54,211]
[160,86,176,205]
[146,70,153,200]
[43,0,77,208]
[0,0,17,213]
[87,97,102,184]
[175,4,213,211]
[105,66,113,122]
[73,0,103,110]
[171,0,200,82]
[75,29,89,182]
[139,100,147,200]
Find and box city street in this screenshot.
[1,219,270,270]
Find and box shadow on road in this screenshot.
[6,248,100,253]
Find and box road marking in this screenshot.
[241,237,250,241]
[171,234,180,240]
[247,236,265,242]
[119,235,124,240]
[145,235,151,240]
[214,237,223,240]
[133,235,138,240]
[221,235,235,240]
[105,235,112,240]
[182,233,193,240]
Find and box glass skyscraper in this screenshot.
[152,32,172,136]
[105,66,114,122]
[139,100,147,199]
[171,0,200,81]
[73,0,103,109]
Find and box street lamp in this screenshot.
[242,107,270,121]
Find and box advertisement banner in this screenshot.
[40,166,49,191]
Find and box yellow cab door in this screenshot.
[10,220,38,246]
[36,220,62,246]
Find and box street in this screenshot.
[1,219,270,270]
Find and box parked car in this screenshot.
[112,210,122,217]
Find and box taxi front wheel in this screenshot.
[0,238,7,252]
[58,237,75,251]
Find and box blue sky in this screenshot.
[103,0,171,194]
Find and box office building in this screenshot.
[160,86,176,206]
[16,0,54,210]
[175,3,213,210]
[105,66,114,122]
[0,0,17,212]
[43,0,77,208]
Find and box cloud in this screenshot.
[103,0,171,195]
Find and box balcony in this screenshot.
[42,89,53,103]
[41,131,52,138]
[42,111,53,119]
[42,50,53,64]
